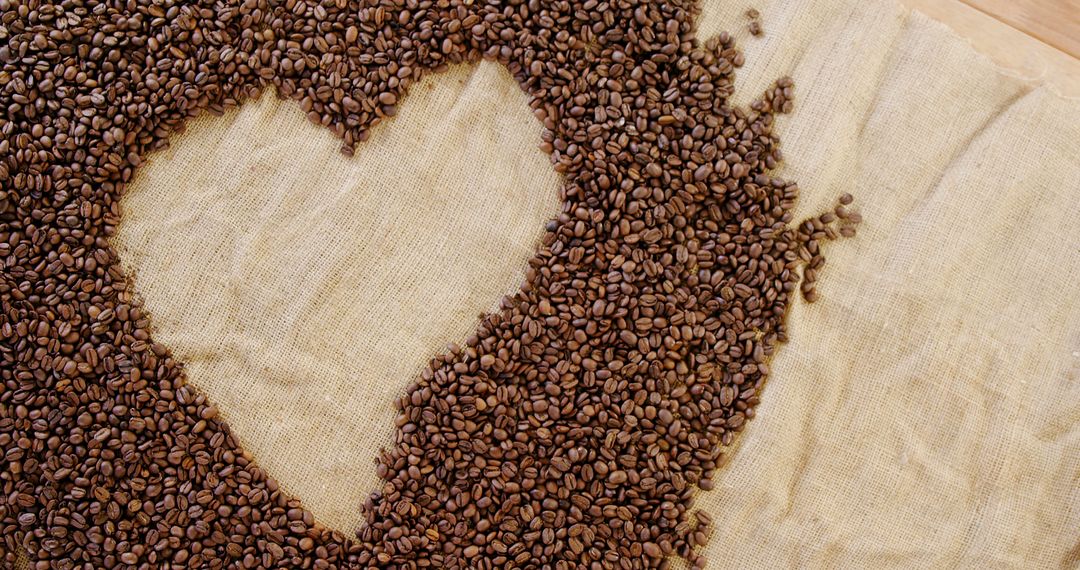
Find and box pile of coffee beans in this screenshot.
[0,0,858,567]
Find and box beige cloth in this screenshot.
[107,0,1079,568]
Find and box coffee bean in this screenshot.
[747,8,763,36]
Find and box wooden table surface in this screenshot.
[900,0,1080,96]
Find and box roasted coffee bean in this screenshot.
[0,0,859,567]
[747,8,763,36]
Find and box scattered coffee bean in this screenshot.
[747,8,764,36]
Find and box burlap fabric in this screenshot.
[105,0,1080,567]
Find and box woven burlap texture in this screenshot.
[109,0,1080,568]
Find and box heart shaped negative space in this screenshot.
[110,61,561,534]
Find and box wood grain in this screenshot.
[961,0,1080,58]
[900,0,1080,96]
